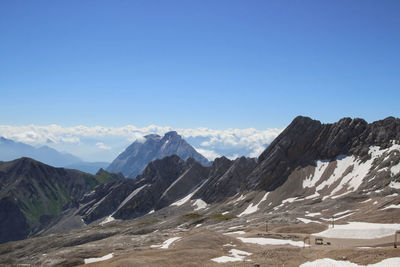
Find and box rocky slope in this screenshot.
[106,131,210,178]
[0,158,122,243]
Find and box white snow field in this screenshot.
[314,222,400,239]
[300,257,400,267]
[237,237,309,247]
[211,249,252,263]
[84,253,113,264]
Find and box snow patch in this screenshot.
[391,163,400,176]
[389,181,400,189]
[151,237,182,249]
[305,192,320,199]
[303,160,329,188]
[312,144,400,199]
[314,222,400,239]
[382,204,400,210]
[116,185,147,212]
[300,257,400,267]
[99,215,115,226]
[238,237,309,248]
[228,225,244,230]
[211,249,252,263]
[282,197,298,204]
[224,231,246,235]
[192,199,208,211]
[171,192,195,207]
[170,179,207,207]
[305,212,321,217]
[333,210,354,217]
[84,253,113,264]
[235,194,246,202]
[297,218,320,224]
[238,192,269,217]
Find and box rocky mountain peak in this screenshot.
[144,134,161,141]
[163,131,179,139]
[107,131,210,178]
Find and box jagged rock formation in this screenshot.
[0,158,122,243]
[71,156,210,224]
[246,116,400,191]
[63,154,257,226]
[194,156,257,203]
[106,131,210,178]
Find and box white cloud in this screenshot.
[249,146,267,158]
[96,142,111,150]
[0,124,282,162]
[194,148,221,161]
[228,154,239,160]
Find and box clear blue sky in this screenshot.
[1,0,399,129]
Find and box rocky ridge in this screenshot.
[0,158,122,243]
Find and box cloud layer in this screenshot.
[0,124,282,162]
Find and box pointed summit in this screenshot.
[106,131,210,178]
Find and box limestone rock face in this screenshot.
[247,116,400,191]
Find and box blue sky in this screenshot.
[1,0,399,130]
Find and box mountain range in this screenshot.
[0,137,109,174]
[0,137,81,167]
[1,116,400,266]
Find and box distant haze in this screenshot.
[0,124,281,162]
